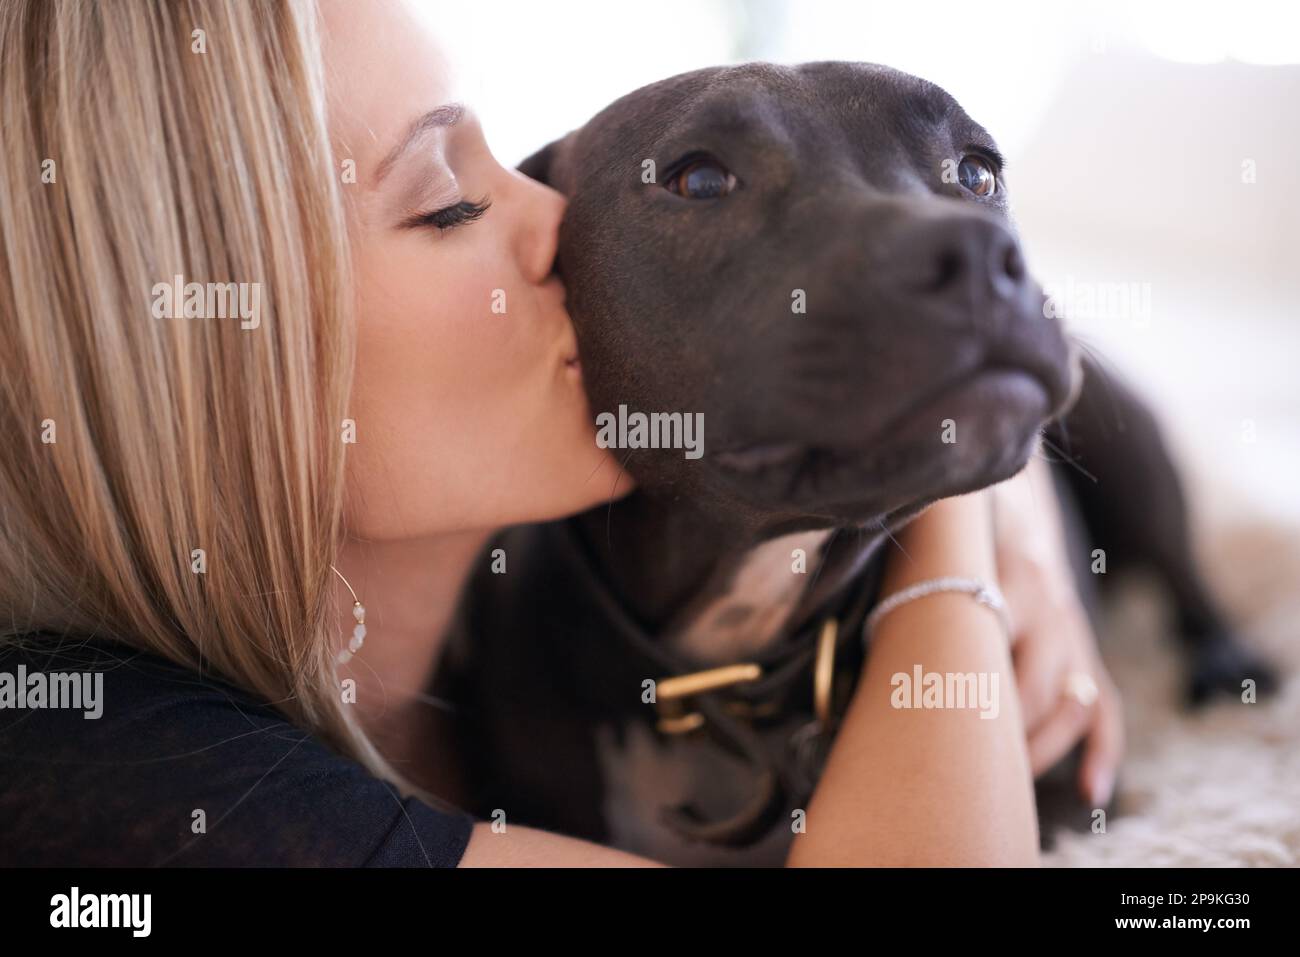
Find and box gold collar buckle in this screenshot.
[653,663,762,735]
[651,616,841,736]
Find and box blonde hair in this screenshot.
[0,1,398,783]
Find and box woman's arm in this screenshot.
[459,822,665,867]
[461,490,1037,867]
[787,491,1039,866]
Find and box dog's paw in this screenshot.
[1186,635,1279,707]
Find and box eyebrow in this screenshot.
[373,103,465,185]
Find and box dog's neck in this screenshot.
[660,528,833,664]
[576,493,866,665]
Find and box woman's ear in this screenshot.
[517,132,575,194]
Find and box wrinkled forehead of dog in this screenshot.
[520,61,1007,209]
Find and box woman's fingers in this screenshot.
[1026,680,1094,777]
[1013,601,1096,736]
[1078,668,1125,807]
[1012,612,1070,733]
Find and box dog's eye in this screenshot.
[666,157,737,200]
[957,155,997,197]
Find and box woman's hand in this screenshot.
[992,456,1125,808]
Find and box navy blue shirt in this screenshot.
[0,636,473,867]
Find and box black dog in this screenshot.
[439,62,1274,865]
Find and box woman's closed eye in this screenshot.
[399,196,491,232]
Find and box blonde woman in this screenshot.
[0,0,1119,866]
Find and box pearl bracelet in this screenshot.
[862,576,1013,648]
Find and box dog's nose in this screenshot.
[891,214,1027,306]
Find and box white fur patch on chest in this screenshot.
[664,529,832,665]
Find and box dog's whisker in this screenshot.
[1039,434,1098,484]
[803,525,841,599]
[878,517,912,564]
[604,449,636,553]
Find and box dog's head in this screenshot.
[524,62,1077,533]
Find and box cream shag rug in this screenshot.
[1043,459,1300,867]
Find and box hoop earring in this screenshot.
[330,565,367,665]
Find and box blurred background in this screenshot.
[421,0,1300,863]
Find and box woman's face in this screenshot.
[321,0,624,538]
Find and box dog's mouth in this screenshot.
[711,363,1050,517]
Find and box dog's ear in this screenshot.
[517,132,576,195]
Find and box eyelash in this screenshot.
[400,196,491,232]
[967,145,1006,173]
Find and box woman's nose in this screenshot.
[509,169,566,284]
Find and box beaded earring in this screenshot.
[330,565,367,665]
